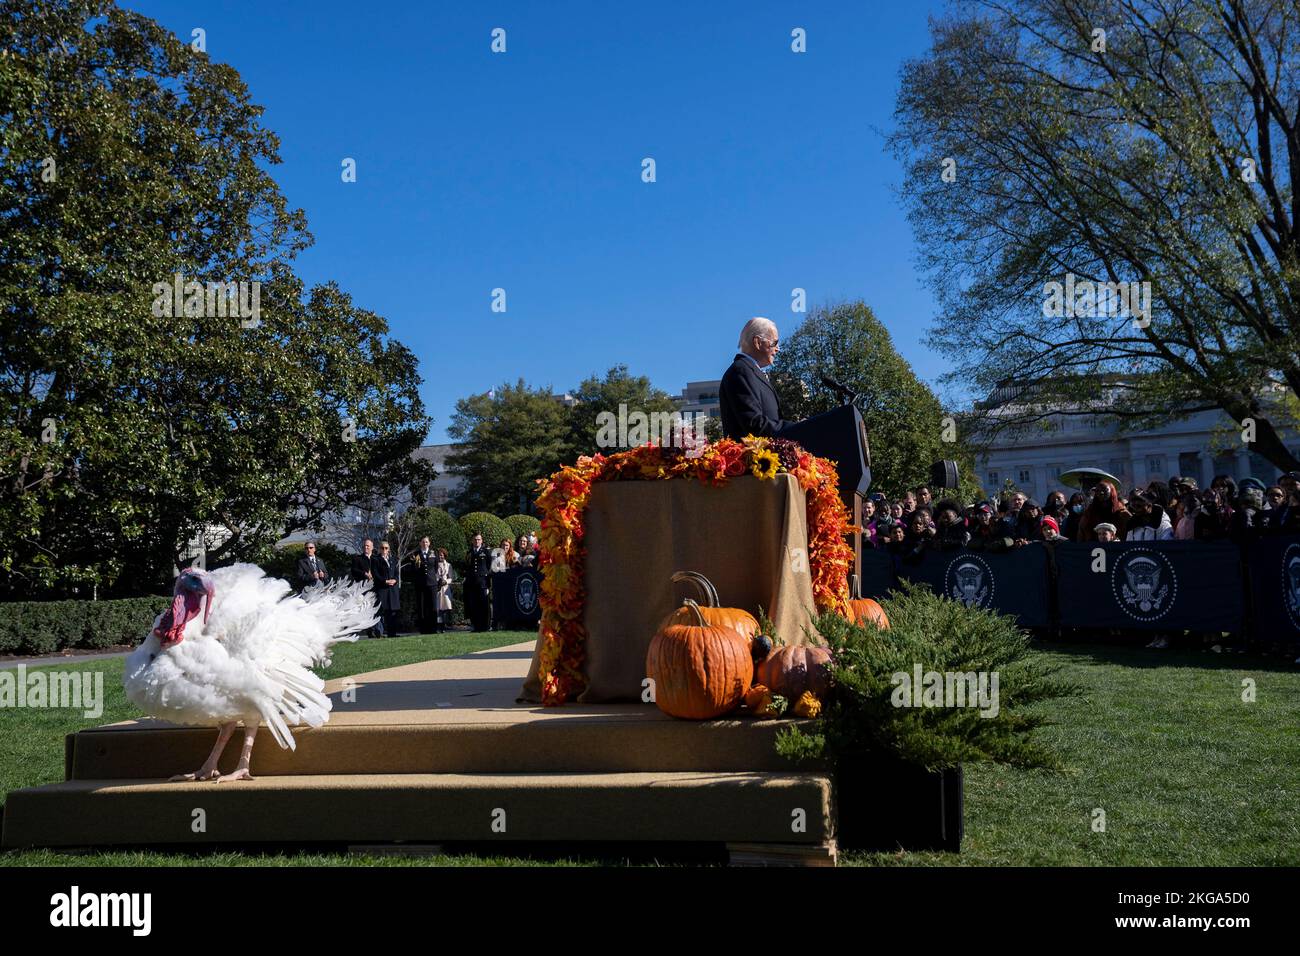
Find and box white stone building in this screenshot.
[971,384,1298,502]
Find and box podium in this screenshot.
[782,404,872,577]
[781,404,871,501]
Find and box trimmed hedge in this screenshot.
[0,597,170,656]
[458,512,514,551]
[405,507,468,566]
[505,514,541,541]
[0,572,484,654]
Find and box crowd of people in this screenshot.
[862,470,1300,559]
[861,471,1300,657]
[295,531,542,637]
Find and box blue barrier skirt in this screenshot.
[1246,534,1300,643]
[1054,540,1244,632]
[895,544,1052,628]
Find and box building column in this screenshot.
[1233,447,1250,481]
[1131,457,1148,489]
[1197,450,1213,487]
[1033,464,1049,502]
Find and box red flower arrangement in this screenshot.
[533,436,855,705]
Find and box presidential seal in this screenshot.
[1111,547,1177,622]
[1281,543,1300,630]
[514,571,539,616]
[945,554,994,610]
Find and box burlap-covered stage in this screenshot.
[521,473,820,703]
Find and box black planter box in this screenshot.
[833,754,963,852]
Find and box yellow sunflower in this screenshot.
[750,448,780,480]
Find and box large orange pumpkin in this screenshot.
[646,599,754,719]
[846,574,890,630]
[754,644,832,701]
[661,571,759,642]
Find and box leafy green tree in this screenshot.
[0,2,431,596]
[565,364,681,458]
[772,300,978,498]
[445,380,572,515]
[890,0,1300,471]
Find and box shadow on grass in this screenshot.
[1035,638,1299,673]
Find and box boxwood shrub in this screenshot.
[0,596,170,656]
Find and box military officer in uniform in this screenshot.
[465,532,493,632]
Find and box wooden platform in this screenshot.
[2,642,837,860]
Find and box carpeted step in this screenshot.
[1,771,833,849]
[65,716,812,779]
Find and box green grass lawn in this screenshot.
[3,637,1298,867]
[846,644,1300,866]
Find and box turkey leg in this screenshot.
[170,722,235,782]
[217,723,258,783]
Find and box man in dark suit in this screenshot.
[718,317,797,440]
[465,532,493,632]
[349,539,379,636]
[371,541,400,636]
[407,536,438,634]
[296,541,330,590]
[349,539,377,584]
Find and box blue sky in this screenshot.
[127,0,953,442]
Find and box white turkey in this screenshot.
[123,563,378,782]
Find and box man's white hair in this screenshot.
[738,316,778,350]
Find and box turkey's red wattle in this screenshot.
[156,591,202,647]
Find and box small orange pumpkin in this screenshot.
[646,599,754,719]
[661,571,759,642]
[846,574,890,630]
[754,643,832,701]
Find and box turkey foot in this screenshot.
[171,722,235,782]
[169,768,220,782]
[216,723,258,783]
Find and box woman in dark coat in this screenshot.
[1062,491,1088,541]
[372,541,401,636]
[1014,499,1044,544]
[1077,481,1132,541]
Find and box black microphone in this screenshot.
[820,374,854,402]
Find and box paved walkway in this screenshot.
[0,650,132,670]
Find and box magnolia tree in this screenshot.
[0,2,432,596]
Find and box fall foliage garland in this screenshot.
[534,436,854,705]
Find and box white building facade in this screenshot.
[974,395,1297,502]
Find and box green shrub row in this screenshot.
[0,596,170,656]
[0,578,472,655]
